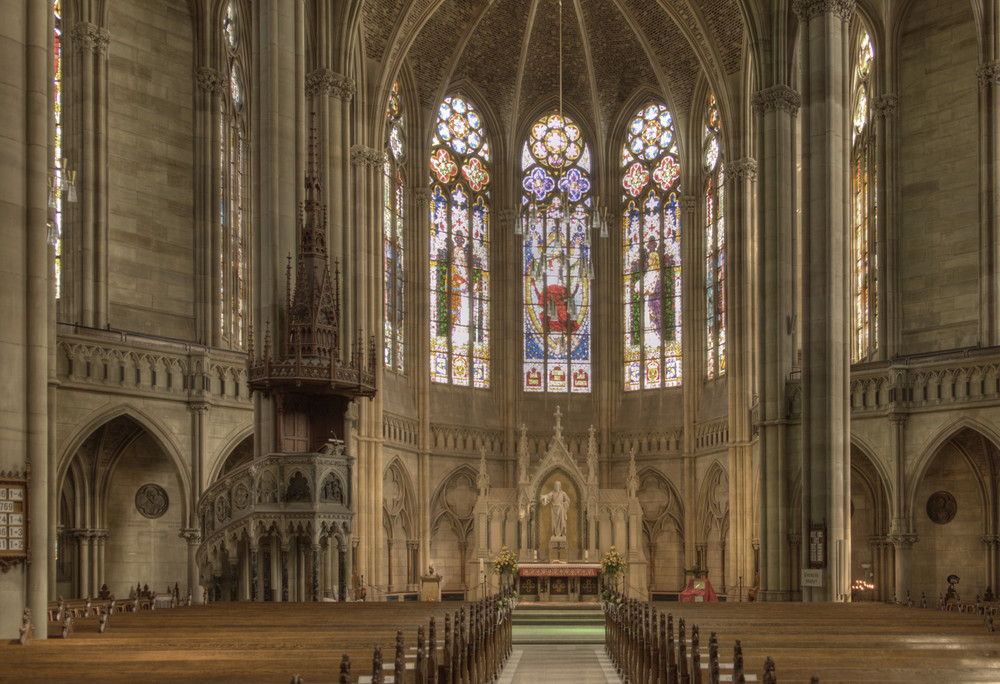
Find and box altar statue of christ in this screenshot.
[540,480,570,540]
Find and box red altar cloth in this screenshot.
[678,578,719,602]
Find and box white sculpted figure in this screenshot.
[540,480,570,539]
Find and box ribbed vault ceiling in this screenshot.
[363,0,745,155]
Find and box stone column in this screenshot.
[194,67,226,345]
[978,61,1000,345]
[788,533,802,599]
[74,530,90,598]
[983,535,1000,595]
[680,194,700,573]
[795,0,854,602]
[891,533,917,602]
[352,144,385,594]
[67,20,110,327]
[91,529,107,597]
[306,69,355,358]
[752,82,800,601]
[250,0,304,459]
[180,529,202,602]
[727,157,758,599]
[872,94,899,356]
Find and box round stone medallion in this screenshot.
[135,483,169,519]
[926,490,957,525]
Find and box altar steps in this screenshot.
[512,604,605,644]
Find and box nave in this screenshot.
[5,600,1000,683]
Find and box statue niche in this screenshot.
[537,473,579,552]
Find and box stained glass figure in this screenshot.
[430,96,491,388]
[704,94,726,379]
[522,113,593,393]
[384,81,405,372]
[53,0,63,299]
[852,32,876,361]
[219,2,248,349]
[622,104,682,390]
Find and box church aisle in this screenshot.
[496,645,620,684]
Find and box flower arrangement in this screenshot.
[600,546,627,577]
[493,545,518,576]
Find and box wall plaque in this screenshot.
[0,472,28,572]
[135,483,169,519]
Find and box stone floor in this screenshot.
[496,645,620,683]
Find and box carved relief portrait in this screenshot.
[926,491,957,525]
[135,483,168,519]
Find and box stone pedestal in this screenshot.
[420,575,442,602]
[548,538,567,562]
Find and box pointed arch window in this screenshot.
[521,113,593,393]
[622,104,682,390]
[384,81,405,373]
[852,32,876,362]
[429,96,491,388]
[52,0,64,299]
[220,1,249,349]
[704,95,726,379]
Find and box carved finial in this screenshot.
[587,425,598,483]
[518,424,530,483]
[626,447,638,497]
[478,445,490,495]
[553,405,563,441]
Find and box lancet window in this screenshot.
[704,95,726,379]
[429,96,491,388]
[622,104,682,390]
[384,81,405,373]
[220,1,249,349]
[521,113,594,393]
[852,31,877,361]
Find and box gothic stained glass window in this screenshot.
[704,95,726,379]
[852,31,876,362]
[384,81,405,373]
[622,104,682,390]
[220,1,249,349]
[521,113,593,393]
[430,96,491,388]
[52,0,63,299]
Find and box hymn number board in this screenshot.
[0,477,28,565]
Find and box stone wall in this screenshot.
[104,432,188,598]
[107,0,196,339]
[898,0,979,354]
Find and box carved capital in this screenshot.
[793,0,855,23]
[350,144,384,168]
[70,22,111,55]
[188,402,210,415]
[729,157,758,183]
[889,533,918,548]
[196,67,227,95]
[306,68,355,101]
[679,195,698,213]
[978,60,1000,88]
[888,412,908,426]
[180,528,202,545]
[751,85,801,116]
[872,93,898,118]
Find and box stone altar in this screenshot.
[471,406,648,600]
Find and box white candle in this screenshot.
[585,550,589,561]
[479,557,484,575]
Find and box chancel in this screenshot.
[6,0,1000,680]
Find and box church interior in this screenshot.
[5,0,1000,677]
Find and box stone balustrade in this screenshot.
[57,323,251,405]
